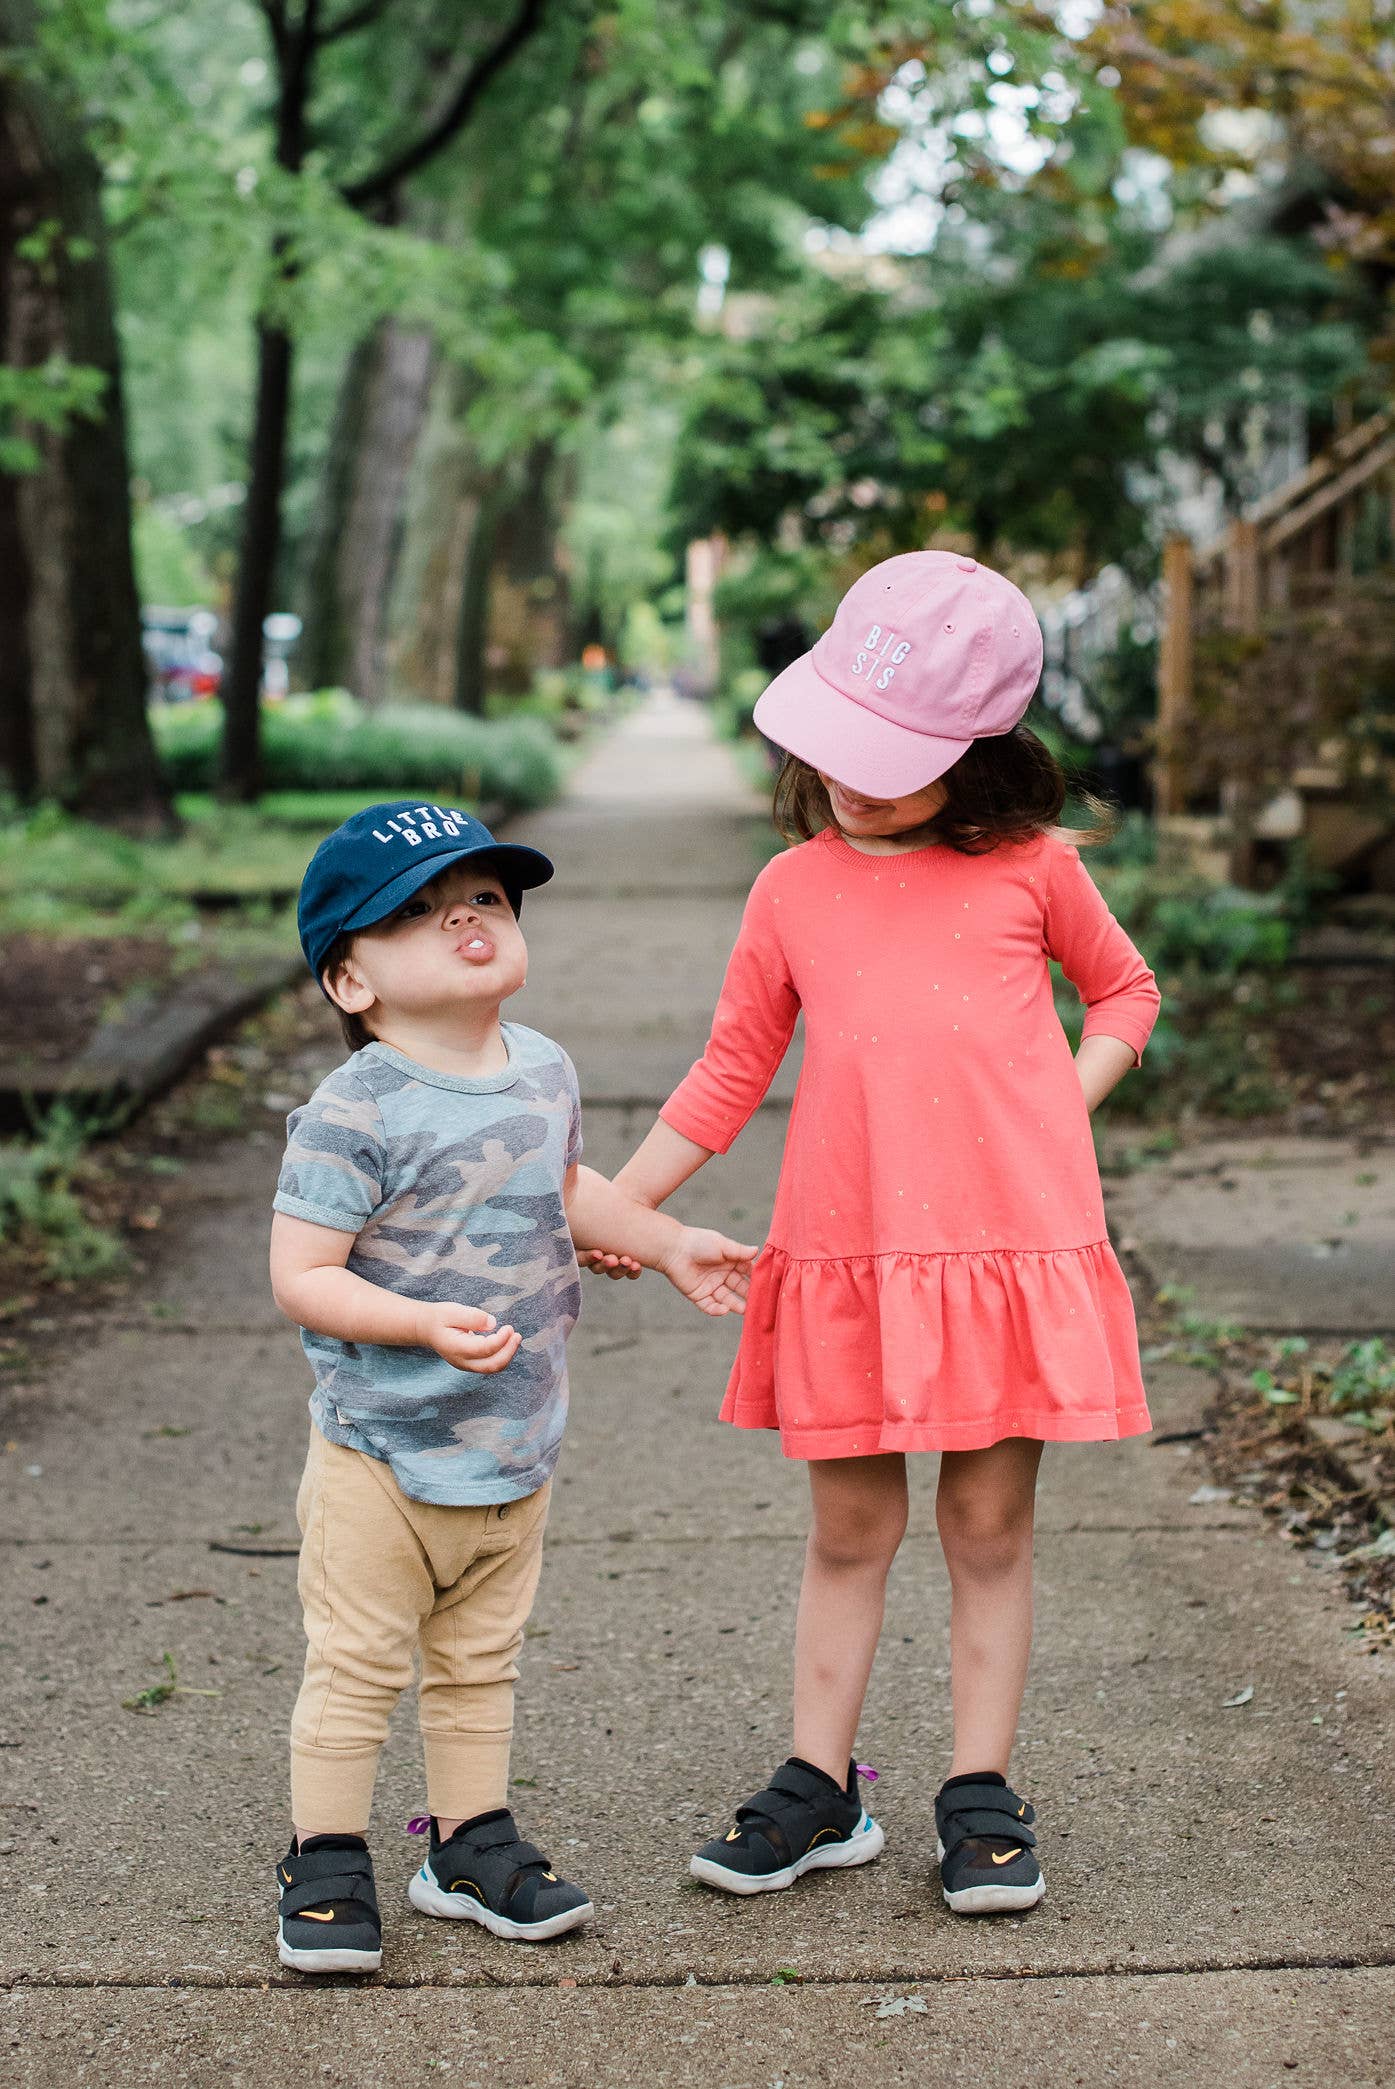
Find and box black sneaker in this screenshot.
[934,1771,1045,1915]
[690,1757,884,1896]
[276,1833,382,1973]
[407,1809,593,1942]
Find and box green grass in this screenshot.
[151,692,564,809]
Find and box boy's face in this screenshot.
[324,864,528,1031]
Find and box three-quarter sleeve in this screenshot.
[660,867,801,1154]
[1042,839,1161,1065]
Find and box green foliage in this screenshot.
[1091,825,1291,975]
[0,1106,127,1281]
[0,356,109,474]
[149,694,563,809]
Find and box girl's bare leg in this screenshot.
[935,1438,1043,1778]
[791,1454,908,1783]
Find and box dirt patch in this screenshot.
[1195,1350,1395,1649]
[0,935,183,1079]
[1270,963,1395,1130]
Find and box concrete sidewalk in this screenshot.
[3,693,1392,2086]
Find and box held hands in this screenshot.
[580,1231,757,1315]
[416,1301,522,1374]
[629,1224,761,1317]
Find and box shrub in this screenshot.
[151,694,563,811]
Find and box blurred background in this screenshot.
[2,0,1394,1255]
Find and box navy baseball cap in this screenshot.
[297,799,555,987]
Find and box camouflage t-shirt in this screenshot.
[273,1027,583,1505]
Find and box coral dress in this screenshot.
[661,828,1161,1457]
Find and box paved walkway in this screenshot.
[4,694,1392,2085]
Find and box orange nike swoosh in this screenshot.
[990,1849,1021,1866]
[299,1908,335,1921]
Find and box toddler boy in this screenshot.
[270,800,755,1971]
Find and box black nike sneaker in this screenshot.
[276,1833,382,1973]
[690,1757,884,1896]
[407,1809,593,1941]
[934,1771,1045,1915]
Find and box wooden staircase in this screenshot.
[1155,408,1395,889]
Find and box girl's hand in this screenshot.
[657,1227,760,1317]
[577,1248,643,1282]
[416,1301,522,1374]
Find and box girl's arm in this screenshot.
[613,1120,714,1208]
[581,867,799,1275]
[1073,1034,1139,1113]
[1042,837,1161,1108]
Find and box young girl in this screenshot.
[587,550,1160,1916]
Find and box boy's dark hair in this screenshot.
[772,723,1116,853]
[320,932,375,1054]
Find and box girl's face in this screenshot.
[818,770,950,844]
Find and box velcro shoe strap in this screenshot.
[941,1807,1037,1852]
[940,1782,1035,1826]
[766,1761,845,1807]
[288,1843,375,1883]
[462,1813,535,1855]
[281,1869,378,1921]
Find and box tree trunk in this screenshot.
[297,319,435,701]
[387,362,485,705]
[485,439,572,692]
[221,313,294,799]
[0,0,170,825]
[451,480,503,714]
[220,3,320,800]
[0,467,36,801]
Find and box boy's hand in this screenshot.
[656,1227,760,1317]
[417,1302,522,1374]
[577,1248,643,1282]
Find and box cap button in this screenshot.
[956,557,977,573]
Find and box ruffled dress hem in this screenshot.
[719,1401,1154,1457]
[719,1238,1151,1456]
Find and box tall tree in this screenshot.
[219,0,547,798]
[0,0,170,823]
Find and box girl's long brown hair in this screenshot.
[772,724,1116,854]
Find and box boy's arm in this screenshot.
[563,1165,758,1316]
[577,1121,715,1280]
[270,1212,521,1373]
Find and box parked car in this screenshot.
[142,608,304,703]
[142,606,222,702]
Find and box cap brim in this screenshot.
[338,841,554,940]
[754,655,970,799]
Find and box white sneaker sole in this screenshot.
[408,1864,594,1941]
[277,1929,381,1973]
[936,1836,1046,1915]
[690,1812,885,1896]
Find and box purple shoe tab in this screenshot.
[857,1764,879,1784]
[406,1815,430,1835]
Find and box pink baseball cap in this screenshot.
[752,550,1044,799]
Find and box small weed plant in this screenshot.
[0,1105,126,1280]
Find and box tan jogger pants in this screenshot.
[290,1427,551,1835]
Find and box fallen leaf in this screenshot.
[1222,1685,1254,1708]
